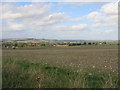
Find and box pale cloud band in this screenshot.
[0,1,119,40]
[1,0,119,3]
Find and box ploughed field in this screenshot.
[2,45,119,88]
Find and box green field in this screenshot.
[2,45,119,88]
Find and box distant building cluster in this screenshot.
[1,39,118,49]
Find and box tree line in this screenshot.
[2,41,118,48]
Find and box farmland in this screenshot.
[2,45,119,88]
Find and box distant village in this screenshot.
[1,38,119,49]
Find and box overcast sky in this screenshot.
[1,2,118,40]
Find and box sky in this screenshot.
[0,2,118,40]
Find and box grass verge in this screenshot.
[2,58,119,88]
